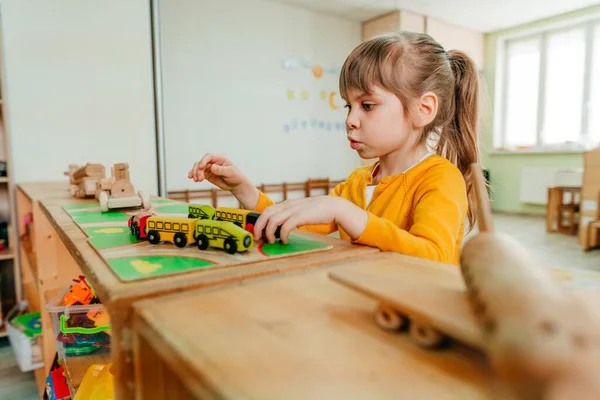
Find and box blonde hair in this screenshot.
[339,31,482,231]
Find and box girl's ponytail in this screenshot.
[444,49,481,232]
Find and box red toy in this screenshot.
[45,366,70,400]
[128,211,154,240]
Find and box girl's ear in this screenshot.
[413,92,438,129]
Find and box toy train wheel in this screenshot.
[188,213,195,219]
[224,238,237,254]
[409,322,447,349]
[134,225,140,240]
[245,223,254,234]
[148,230,160,245]
[196,234,209,250]
[243,235,252,248]
[174,233,187,248]
[374,304,409,332]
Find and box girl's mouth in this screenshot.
[349,139,361,150]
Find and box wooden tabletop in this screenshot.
[133,253,497,400]
[39,198,379,306]
[17,181,73,202]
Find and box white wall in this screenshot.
[159,0,362,191]
[1,0,158,194]
[426,17,485,70]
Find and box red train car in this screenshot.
[128,211,154,240]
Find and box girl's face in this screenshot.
[344,85,418,160]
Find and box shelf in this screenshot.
[63,354,112,397]
[0,247,14,260]
[0,177,8,183]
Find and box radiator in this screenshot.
[519,167,583,205]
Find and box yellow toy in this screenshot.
[195,219,253,254]
[188,204,215,219]
[146,216,198,248]
[74,363,114,400]
[215,206,281,239]
[215,207,261,233]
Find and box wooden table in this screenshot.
[132,252,498,400]
[37,194,379,399]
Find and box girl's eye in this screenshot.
[362,103,375,110]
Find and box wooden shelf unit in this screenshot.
[15,182,84,395]
[0,14,19,354]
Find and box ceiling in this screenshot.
[266,0,600,32]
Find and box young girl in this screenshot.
[188,31,481,266]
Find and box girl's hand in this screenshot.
[253,196,369,244]
[187,154,258,209]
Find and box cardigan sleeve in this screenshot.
[253,181,347,236]
[352,169,468,265]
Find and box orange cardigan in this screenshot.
[253,154,469,265]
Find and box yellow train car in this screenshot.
[188,204,215,220]
[194,219,253,254]
[214,207,261,232]
[146,216,198,248]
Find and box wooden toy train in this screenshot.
[128,204,281,255]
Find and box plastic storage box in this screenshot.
[46,286,111,359]
[7,301,44,372]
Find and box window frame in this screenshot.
[493,12,600,154]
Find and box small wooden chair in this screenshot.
[547,186,581,235]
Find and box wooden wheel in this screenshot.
[409,321,447,348]
[374,304,409,332]
[99,191,109,212]
[140,191,151,210]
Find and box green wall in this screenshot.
[482,5,600,214]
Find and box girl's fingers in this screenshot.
[264,210,291,244]
[278,216,301,245]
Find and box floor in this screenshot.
[468,212,600,272]
[0,337,39,399]
[0,212,598,399]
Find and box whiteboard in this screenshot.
[2,0,158,194]
[158,0,363,191]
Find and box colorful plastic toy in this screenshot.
[74,363,114,400]
[45,366,70,400]
[63,276,95,306]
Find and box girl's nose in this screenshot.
[346,112,360,130]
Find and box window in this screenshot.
[496,17,600,150]
[173,223,180,231]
